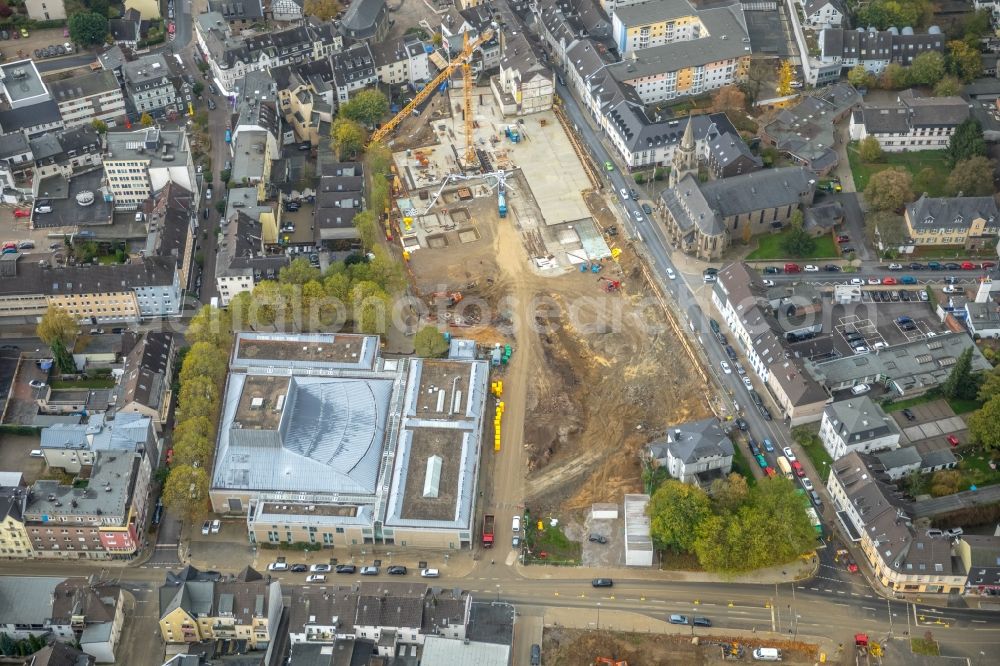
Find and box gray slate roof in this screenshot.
[0,99,62,132]
[649,417,733,464]
[905,195,1000,233]
[824,397,900,443]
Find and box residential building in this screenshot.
[645,417,733,485]
[214,189,286,306]
[0,100,64,140]
[493,31,554,116]
[207,0,263,26]
[606,0,751,102]
[849,92,969,152]
[965,301,1000,338]
[315,171,363,246]
[40,412,157,475]
[122,54,182,119]
[0,60,50,109]
[331,42,378,105]
[874,447,922,480]
[0,486,32,559]
[440,5,503,72]
[211,332,490,551]
[158,566,282,650]
[0,254,182,323]
[272,58,337,145]
[903,195,1000,249]
[827,452,969,594]
[0,576,124,661]
[372,34,431,86]
[145,182,198,292]
[819,27,945,75]
[761,83,861,174]
[801,0,845,29]
[104,128,195,211]
[30,125,104,181]
[959,535,1000,597]
[113,332,175,432]
[659,166,815,259]
[0,132,34,200]
[819,397,901,460]
[24,450,150,559]
[49,71,127,130]
[712,262,830,424]
[30,644,96,666]
[25,0,66,20]
[340,0,390,42]
[109,13,141,50]
[31,168,113,229]
[806,332,992,397]
[272,0,304,22]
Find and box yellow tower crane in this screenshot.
[462,32,476,167]
[368,28,494,148]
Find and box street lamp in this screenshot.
[496,584,501,602]
[597,602,601,631]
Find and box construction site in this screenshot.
[378,41,710,515]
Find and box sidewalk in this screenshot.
[516,555,818,585]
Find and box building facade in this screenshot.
[49,71,127,129]
[903,195,1000,249]
[849,93,969,152]
[819,397,901,460]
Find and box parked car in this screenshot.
[801,477,814,491]
[693,617,712,627]
[882,277,897,285]
[909,262,924,270]
[210,519,221,534]
[201,521,211,535]
[588,534,608,544]
[823,264,841,272]
[901,408,916,422]
[387,566,408,575]
[742,376,753,390]
[360,566,379,576]
[28,379,45,389]
[720,360,732,374]
[762,438,774,452]
[420,568,440,577]
[947,434,960,447]
[735,418,748,431]
[804,264,819,272]
[591,578,614,587]
[334,564,356,574]
[668,614,689,625]
[867,277,881,285]
[305,574,327,583]
[310,564,332,573]
[267,561,289,571]
[783,447,796,461]
[290,564,308,573]
[763,266,782,274]
[888,263,902,271]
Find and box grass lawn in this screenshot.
[793,425,833,481]
[847,144,950,195]
[910,637,941,657]
[745,229,838,261]
[947,397,982,415]
[659,550,703,571]
[51,378,116,389]
[527,523,581,564]
[882,393,937,413]
[958,453,1000,489]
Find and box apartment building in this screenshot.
[25,0,67,20]
[123,54,182,118]
[645,417,733,485]
[40,413,156,476]
[0,133,34,200]
[331,42,378,105]
[801,0,845,29]
[0,486,32,559]
[903,195,1000,249]
[819,26,945,75]
[49,71,127,129]
[23,451,149,559]
[112,332,175,434]
[493,31,554,116]
[849,92,969,152]
[214,189,285,306]
[372,34,431,86]
[819,397,901,460]
[273,58,336,145]
[158,566,282,650]
[340,0,390,42]
[0,59,49,109]
[315,169,364,245]
[30,125,104,181]
[104,128,195,211]
[145,182,198,292]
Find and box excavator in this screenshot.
[598,277,621,293]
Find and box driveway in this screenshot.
[833,192,872,261]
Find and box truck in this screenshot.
[482,514,495,548]
[776,456,793,479]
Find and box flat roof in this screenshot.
[398,428,465,521]
[259,502,358,518]
[233,332,379,370]
[234,376,290,430]
[0,60,47,106]
[34,168,114,229]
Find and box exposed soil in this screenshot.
[543,628,822,666]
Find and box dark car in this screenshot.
[334,564,356,574]
[641,203,652,215]
[207,99,216,110]
[629,188,639,200]
[298,142,312,151]
[823,264,841,272]
[763,266,782,274]
[724,345,737,361]
[591,578,614,587]
[748,439,761,457]
[290,564,307,573]
[387,565,408,575]
[588,533,608,544]
[693,617,712,627]
[909,262,924,270]
[735,418,748,431]
[0,344,19,351]
[944,263,961,270]
[758,404,772,421]
[531,644,541,666]
[901,408,916,422]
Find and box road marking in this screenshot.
[810,587,819,591]
[862,607,878,612]
[824,589,833,593]
[836,591,845,595]
[850,593,859,597]
[834,603,849,607]
[972,620,988,624]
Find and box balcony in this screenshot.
[212,624,238,638]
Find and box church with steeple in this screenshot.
[668,114,699,189]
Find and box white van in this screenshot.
[512,515,521,533]
[752,647,782,661]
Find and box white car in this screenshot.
[210,519,221,534]
[666,267,676,280]
[720,361,732,374]
[801,477,814,492]
[420,568,440,578]
[742,376,753,390]
[309,564,332,573]
[762,279,775,287]
[201,521,211,535]
[888,263,903,271]
[943,285,959,294]
[851,383,870,395]
[782,447,796,462]
[918,291,929,302]
[867,277,881,285]
[305,574,327,583]
[267,562,289,572]
[804,265,819,272]
[735,363,746,376]
[619,188,629,199]
[849,278,864,286]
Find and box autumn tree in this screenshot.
[913,166,937,194]
[968,396,1000,452]
[740,59,773,107]
[909,51,946,87]
[880,62,911,90]
[780,210,816,257]
[279,258,321,285]
[179,342,229,387]
[303,0,341,21]
[140,112,154,127]
[339,90,389,127]
[187,305,233,350]
[332,118,366,160]
[864,167,913,212]
[647,480,713,553]
[178,375,221,420]
[977,366,1000,402]
[946,156,995,197]
[709,473,749,512]
[866,211,908,252]
[847,65,873,89]
[929,470,963,497]
[414,326,450,358]
[36,305,78,347]
[711,85,746,113]
[776,59,794,96]
[352,209,379,250]
[947,40,982,82]
[858,136,884,163]
[161,465,210,522]
[933,76,962,97]
[91,119,108,134]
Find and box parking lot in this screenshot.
[890,399,969,456]
[0,434,45,483]
[829,298,945,357]
[564,512,625,568]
